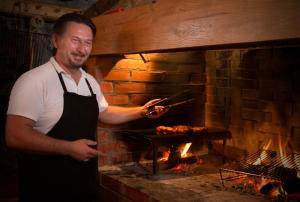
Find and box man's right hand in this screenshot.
[6,115,104,161]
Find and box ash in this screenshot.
[100,154,271,202]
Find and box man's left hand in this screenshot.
[141,99,168,119]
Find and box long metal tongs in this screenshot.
[145,90,194,115]
[162,98,195,110]
[145,89,192,109]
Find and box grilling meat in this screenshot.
[156,125,206,136]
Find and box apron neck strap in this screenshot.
[85,78,94,95]
[56,72,68,93]
[51,61,68,93]
[51,61,94,95]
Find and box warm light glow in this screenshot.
[232,176,284,198]
[159,150,170,162]
[171,164,185,171]
[277,134,294,169]
[123,53,149,63]
[158,143,192,162]
[181,143,192,158]
[123,54,143,60]
[253,139,272,165]
[263,139,272,150]
[278,134,286,157]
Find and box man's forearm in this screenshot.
[5,115,71,156]
[99,106,144,124]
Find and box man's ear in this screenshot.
[51,34,58,48]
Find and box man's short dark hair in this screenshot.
[53,13,96,37]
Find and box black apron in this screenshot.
[18,71,99,202]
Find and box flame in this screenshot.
[277,134,297,169]
[181,143,192,158]
[263,139,272,150]
[253,139,272,165]
[159,143,192,162]
[278,134,287,157]
[159,150,170,162]
[232,176,285,198]
[172,164,187,172]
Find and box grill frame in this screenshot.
[219,150,300,198]
[119,127,231,174]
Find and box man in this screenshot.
[5,13,165,202]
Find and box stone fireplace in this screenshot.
[84,45,300,201]
[85,0,300,200]
[85,46,300,164]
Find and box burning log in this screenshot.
[274,166,297,181]
[259,181,282,195]
[158,142,199,171]
[167,144,181,167]
[284,177,300,194]
[259,181,288,201]
[273,166,300,194]
[180,156,198,164]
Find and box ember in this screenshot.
[156,142,207,173]
[158,142,193,163]
[171,159,204,173]
[220,149,300,200]
[159,150,170,162]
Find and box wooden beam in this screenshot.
[0,0,80,21]
[84,0,119,18]
[91,0,300,55]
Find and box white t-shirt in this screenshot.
[7,57,108,134]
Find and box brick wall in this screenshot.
[205,47,300,155]
[86,46,300,164]
[85,51,206,165]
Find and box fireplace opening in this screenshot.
[85,45,300,201]
[112,127,230,174]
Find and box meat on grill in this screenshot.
[156,125,206,136]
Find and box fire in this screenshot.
[278,134,287,158]
[181,143,192,158]
[158,143,192,162]
[253,139,272,165]
[228,135,300,200]
[277,133,298,170]
[235,136,297,199]
[232,175,285,198]
[159,150,170,162]
[172,163,188,171]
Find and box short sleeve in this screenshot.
[7,71,43,121]
[86,75,108,112]
[97,90,109,112]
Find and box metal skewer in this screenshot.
[145,89,192,109]
[146,98,195,116]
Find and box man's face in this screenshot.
[53,22,93,69]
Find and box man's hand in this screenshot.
[142,99,168,119]
[68,139,101,161]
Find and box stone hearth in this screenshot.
[98,154,271,202]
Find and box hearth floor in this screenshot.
[99,154,270,202]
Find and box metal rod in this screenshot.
[153,144,158,174]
